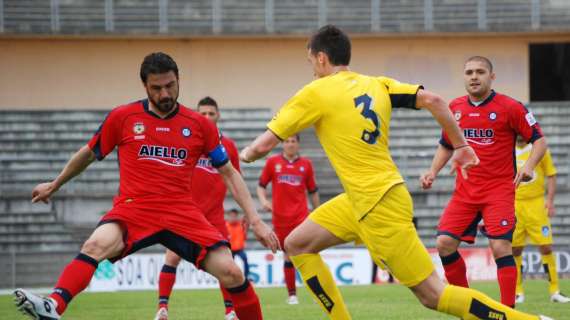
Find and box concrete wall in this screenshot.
[1,34,569,110]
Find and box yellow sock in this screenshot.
[437,285,540,320]
[290,254,351,320]
[514,255,524,295]
[542,253,560,295]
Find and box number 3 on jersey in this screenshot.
[354,94,380,144]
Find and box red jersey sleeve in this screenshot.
[224,138,241,173]
[510,103,543,143]
[305,159,318,193]
[87,109,123,161]
[258,157,273,188]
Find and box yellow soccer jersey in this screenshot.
[515,145,557,200]
[267,71,421,219]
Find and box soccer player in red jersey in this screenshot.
[13,52,278,320]
[154,96,242,320]
[257,135,320,304]
[420,56,547,308]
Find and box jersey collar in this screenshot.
[281,154,300,164]
[468,90,496,107]
[142,99,180,119]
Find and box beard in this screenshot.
[151,96,177,114]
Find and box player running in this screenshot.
[513,136,570,304]
[154,96,242,320]
[241,25,553,320]
[421,56,547,308]
[13,52,278,320]
[257,134,320,304]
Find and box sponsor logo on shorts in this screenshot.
[500,219,509,227]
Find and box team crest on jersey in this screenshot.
[133,122,145,134]
[489,112,497,121]
[454,111,461,121]
[181,127,192,137]
[275,164,282,173]
[300,166,305,172]
[542,226,550,237]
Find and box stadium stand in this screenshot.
[1,103,568,288]
[1,0,569,35]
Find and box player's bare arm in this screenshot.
[256,186,273,212]
[420,145,453,190]
[218,162,280,252]
[240,130,281,163]
[546,174,557,217]
[309,191,320,210]
[514,136,547,187]
[416,89,479,179]
[32,145,96,203]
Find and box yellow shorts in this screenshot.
[309,183,434,287]
[513,196,553,247]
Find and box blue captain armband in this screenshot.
[209,144,229,168]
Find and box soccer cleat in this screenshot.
[550,291,570,303]
[287,295,299,305]
[13,289,60,320]
[224,310,239,320]
[539,315,554,320]
[515,293,525,304]
[154,307,168,320]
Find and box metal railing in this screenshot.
[1,0,569,36]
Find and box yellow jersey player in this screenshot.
[513,135,570,304]
[240,25,553,320]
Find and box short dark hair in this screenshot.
[308,25,351,66]
[287,134,300,142]
[140,52,179,83]
[197,96,219,110]
[465,56,493,72]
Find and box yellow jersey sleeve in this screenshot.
[542,149,557,177]
[267,85,322,140]
[378,77,422,109]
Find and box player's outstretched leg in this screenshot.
[412,272,554,320]
[203,247,262,320]
[13,223,124,318]
[285,219,351,320]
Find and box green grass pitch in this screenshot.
[1,280,568,319]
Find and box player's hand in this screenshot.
[545,200,556,217]
[450,145,479,180]
[31,182,58,204]
[239,147,253,163]
[514,165,533,187]
[261,200,273,212]
[250,219,280,253]
[419,171,436,190]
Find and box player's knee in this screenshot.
[539,245,553,255]
[81,238,110,261]
[436,236,457,256]
[284,234,305,256]
[164,251,182,266]
[512,246,523,256]
[218,263,245,288]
